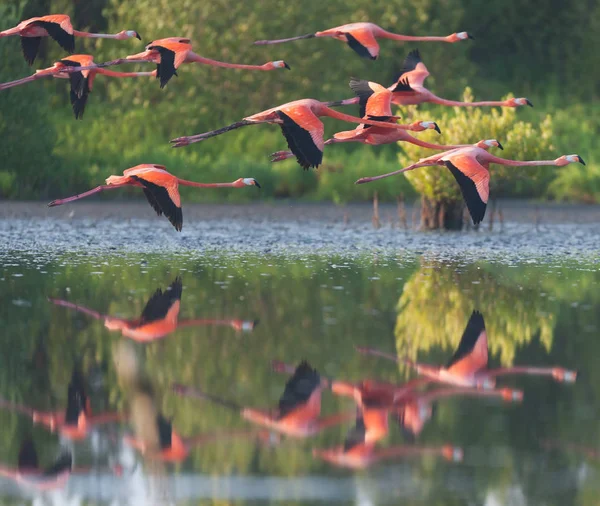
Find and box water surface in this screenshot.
[0,251,598,505]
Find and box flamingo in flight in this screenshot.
[0,54,155,119]
[269,77,460,163]
[0,438,72,492]
[49,278,258,342]
[331,50,533,110]
[103,37,290,88]
[0,367,122,441]
[313,411,463,470]
[173,361,354,438]
[356,142,585,225]
[272,360,521,444]
[124,412,268,462]
[357,311,578,389]
[254,22,472,60]
[170,99,439,170]
[47,164,260,231]
[0,14,140,65]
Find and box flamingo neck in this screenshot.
[96,68,154,78]
[177,179,239,188]
[428,94,510,107]
[319,106,410,130]
[404,134,467,150]
[186,51,267,70]
[485,155,558,167]
[72,30,121,39]
[376,29,448,42]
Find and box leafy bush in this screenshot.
[397,88,556,206]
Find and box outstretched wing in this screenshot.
[343,414,366,451]
[344,29,379,60]
[20,36,42,65]
[443,155,490,225]
[349,78,393,118]
[446,310,488,375]
[129,175,183,231]
[150,46,178,88]
[276,109,324,170]
[139,277,183,324]
[28,20,75,53]
[278,360,321,418]
[393,49,429,88]
[65,366,89,424]
[18,438,39,471]
[156,414,173,449]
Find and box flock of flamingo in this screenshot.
[0,276,578,485]
[1,14,587,229]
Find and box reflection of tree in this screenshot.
[395,260,558,365]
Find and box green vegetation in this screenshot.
[0,0,598,204]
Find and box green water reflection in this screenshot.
[0,252,598,505]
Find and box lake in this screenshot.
[0,247,598,505]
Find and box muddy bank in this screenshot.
[0,200,598,261]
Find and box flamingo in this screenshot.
[49,278,258,342]
[253,22,472,60]
[0,54,155,119]
[0,438,72,491]
[170,99,439,170]
[101,37,290,88]
[269,78,457,163]
[173,361,354,438]
[0,14,140,65]
[331,50,533,110]
[47,164,260,231]
[0,367,122,441]
[356,142,585,225]
[124,413,268,462]
[357,311,578,389]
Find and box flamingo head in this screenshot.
[269,60,291,70]
[506,97,533,107]
[116,30,142,40]
[501,388,524,402]
[552,368,578,383]
[476,139,503,150]
[412,121,441,134]
[447,31,474,42]
[555,155,585,167]
[237,178,261,188]
[442,445,464,462]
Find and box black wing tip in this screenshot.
[444,160,487,225]
[469,310,485,329]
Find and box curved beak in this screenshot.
[577,155,586,165]
[467,33,475,40]
[497,141,504,150]
[135,33,142,40]
[525,98,533,107]
[283,62,291,70]
[433,123,441,134]
[254,180,262,188]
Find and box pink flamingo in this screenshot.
[355,142,584,225]
[357,311,578,389]
[254,22,472,60]
[124,413,270,463]
[173,361,353,438]
[47,164,260,231]
[0,367,122,441]
[269,77,468,163]
[170,98,439,170]
[0,14,140,65]
[331,50,532,110]
[49,278,257,343]
[101,37,289,88]
[0,54,155,119]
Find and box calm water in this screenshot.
[0,251,598,505]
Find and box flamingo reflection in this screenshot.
[0,438,72,491]
[0,366,122,440]
[358,311,577,389]
[173,361,353,438]
[123,412,269,462]
[49,277,258,342]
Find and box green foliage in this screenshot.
[396,88,556,204]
